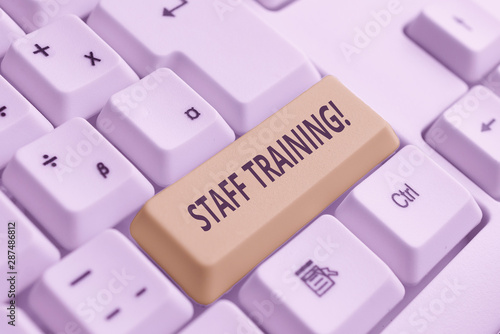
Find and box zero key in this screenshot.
[130,76,400,304]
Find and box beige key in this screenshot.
[130,76,399,304]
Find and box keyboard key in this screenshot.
[97,68,235,187]
[130,76,399,304]
[87,0,320,134]
[425,85,500,200]
[239,215,404,334]
[336,145,482,285]
[0,191,60,300]
[407,0,500,83]
[0,75,53,169]
[2,304,43,333]
[2,118,153,249]
[0,8,24,58]
[0,0,100,32]
[1,15,138,126]
[246,0,467,153]
[29,229,193,334]
[180,300,263,334]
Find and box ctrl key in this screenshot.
[238,215,404,334]
[28,229,193,334]
[335,145,482,285]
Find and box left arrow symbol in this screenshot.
[481,118,496,132]
[163,0,188,17]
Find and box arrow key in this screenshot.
[407,0,500,83]
[425,85,500,199]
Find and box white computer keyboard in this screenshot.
[1,0,500,333]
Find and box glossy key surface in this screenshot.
[29,229,193,334]
[130,76,399,304]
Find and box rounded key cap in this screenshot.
[238,215,404,334]
[2,118,153,249]
[87,0,320,134]
[29,229,193,334]
[335,145,482,285]
[1,15,138,126]
[0,75,53,169]
[407,0,500,83]
[97,68,235,187]
[179,300,263,334]
[0,191,60,300]
[425,85,500,200]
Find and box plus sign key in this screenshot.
[335,145,482,285]
[1,15,138,126]
[2,118,153,249]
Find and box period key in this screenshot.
[130,76,400,304]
